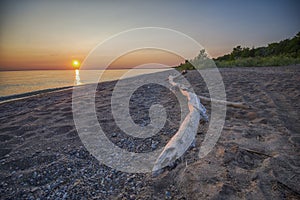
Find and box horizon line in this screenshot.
[0,67,176,72]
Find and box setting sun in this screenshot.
[72,60,80,69]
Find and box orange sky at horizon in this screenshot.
[0,45,88,70]
[108,49,185,69]
[0,48,185,70]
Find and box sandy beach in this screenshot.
[0,66,299,199]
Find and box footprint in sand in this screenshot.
[0,134,13,142]
[0,148,12,157]
[44,125,75,138]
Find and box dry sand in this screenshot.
[0,66,299,199]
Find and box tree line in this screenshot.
[214,32,300,62]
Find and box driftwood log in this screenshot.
[152,75,208,174]
[152,72,247,175]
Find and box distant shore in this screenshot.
[0,66,299,199]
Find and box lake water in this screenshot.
[0,69,169,98]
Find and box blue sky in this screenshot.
[0,0,299,69]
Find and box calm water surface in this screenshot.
[0,69,169,97]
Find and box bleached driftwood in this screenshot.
[152,75,208,175]
[152,72,248,175]
[198,95,249,109]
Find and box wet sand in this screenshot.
[0,66,299,199]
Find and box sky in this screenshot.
[0,0,299,70]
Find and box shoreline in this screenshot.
[0,86,74,104]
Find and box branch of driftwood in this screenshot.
[198,95,249,109]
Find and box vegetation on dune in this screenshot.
[176,32,300,70]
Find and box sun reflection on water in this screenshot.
[75,69,81,85]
